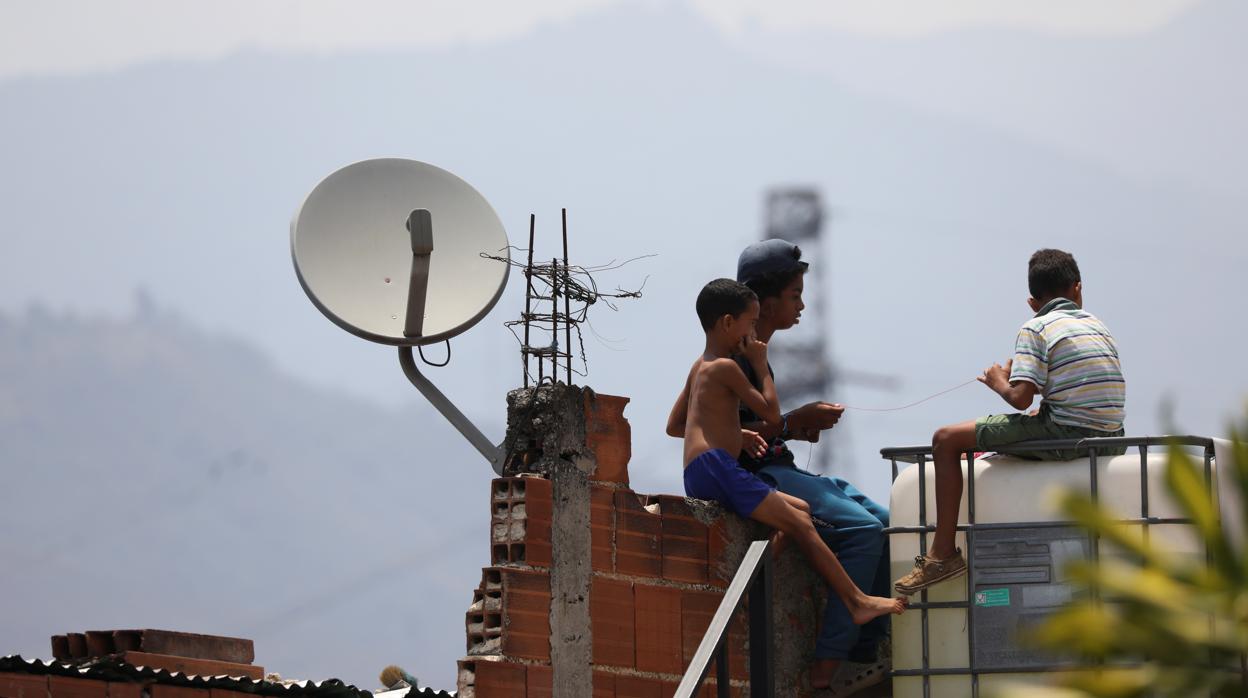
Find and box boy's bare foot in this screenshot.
[810,659,840,690]
[848,594,907,625]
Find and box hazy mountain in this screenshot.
[0,297,497,692]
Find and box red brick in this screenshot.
[491,478,554,569]
[586,393,631,486]
[658,680,718,698]
[471,660,527,697]
[129,630,254,664]
[590,484,616,572]
[615,490,661,578]
[520,478,554,569]
[66,635,87,659]
[615,675,662,698]
[47,677,106,698]
[496,568,552,660]
[106,684,142,698]
[148,686,206,698]
[208,689,252,698]
[706,518,736,589]
[635,584,683,675]
[0,673,48,698]
[657,496,708,584]
[121,652,262,680]
[682,590,748,682]
[592,671,614,698]
[591,576,634,668]
[525,665,552,698]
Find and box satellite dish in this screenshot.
[291,158,509,346]
[290,158,510,472]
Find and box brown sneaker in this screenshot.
[893,549,967,595]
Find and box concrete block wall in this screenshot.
[456,387,829,698]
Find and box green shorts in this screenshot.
[975,411,1125,460]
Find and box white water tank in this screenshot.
[886,446,1215,698]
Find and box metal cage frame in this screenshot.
[880,434,1236,697]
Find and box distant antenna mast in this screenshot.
[762,188,899,475]
[764,189,835,472]
[291,158,511,474]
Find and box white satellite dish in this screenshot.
[291,158,509,345]
[291,158,510,472]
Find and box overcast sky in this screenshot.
[0,0,1204,82]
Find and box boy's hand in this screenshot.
[743,334,768,367]
[788,401,844,433]
[742,429,768,459]
[978,359,1013,393]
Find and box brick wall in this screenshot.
[457,388,829,698]
[0,673,240,698]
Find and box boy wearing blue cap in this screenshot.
[733,239,893,690]
[666,278,906,631]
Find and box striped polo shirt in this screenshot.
[1010,298,1125,432]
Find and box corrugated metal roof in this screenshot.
[374,685,455,698]
[0,656,453,698]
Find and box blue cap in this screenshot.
[736,239,807,284]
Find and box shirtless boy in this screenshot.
[667,278,906,625]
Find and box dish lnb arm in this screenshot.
[399,346,504,474]
[404,208,433,339]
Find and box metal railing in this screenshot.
[674,539,774,698]
[881,435,1222,698]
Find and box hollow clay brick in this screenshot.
[614,490,661,578]
[0,673,48,698]
[705,518,736,589]
[591,671,614,698]
[120,653,263,681]
[524,664,552,698]
[490,478,554,568]
[634,584,683,675]
[471,660,527,697]
[147,685,204,698]
[614,675,662,698]
[590,484,616,572]
[47,677,106,698]
[590,576,635,668]
[494,568,552,661]
[656,496,709,585]
[106,684,142,698]
[584,393,631,486]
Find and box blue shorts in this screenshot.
[684,448,775,517]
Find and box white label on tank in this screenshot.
[1022,583,1074,608]
[1049,539,1086,583]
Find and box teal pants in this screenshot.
[756,464,889,660]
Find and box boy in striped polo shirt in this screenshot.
[894,249,1126,594]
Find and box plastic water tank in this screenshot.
[887,449,1213,698]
